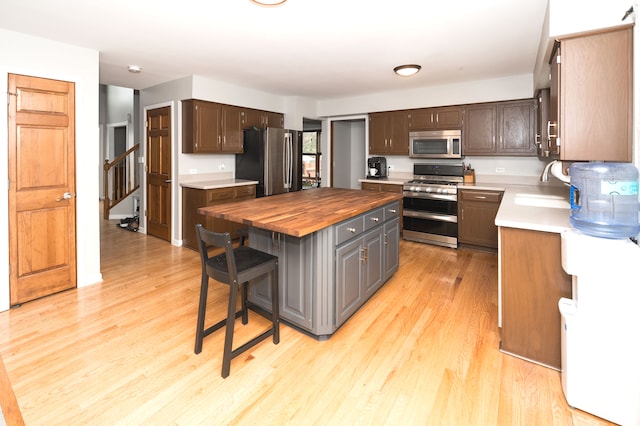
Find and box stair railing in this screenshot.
[103,144,140,219]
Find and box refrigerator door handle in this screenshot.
[284,132,292,190]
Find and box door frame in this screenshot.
[142,101,175,241]
[327,115,368,189]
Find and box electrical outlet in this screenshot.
[495,167,505,173]
[219,163,225,170]
[188,168,197,175]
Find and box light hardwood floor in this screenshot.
[0,213,614,425]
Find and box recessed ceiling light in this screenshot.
[128,65,142,73]
[393,64,421,77]
[250,0,287,6]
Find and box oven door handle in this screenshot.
[403,210,458,223]
[403,191,457,202]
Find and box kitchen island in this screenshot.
[198,188,402,339]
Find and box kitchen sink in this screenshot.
[514,193,570,209]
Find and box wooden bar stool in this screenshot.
[193,224,279,378]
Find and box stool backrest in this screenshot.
[194,224,238,283]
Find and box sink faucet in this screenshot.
[540,160,559,182]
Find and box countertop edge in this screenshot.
[199,188,403,238]
[180,179,259,190]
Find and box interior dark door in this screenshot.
[146,106,172,241]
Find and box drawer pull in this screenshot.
[371,217,379,222]
[474,196,487,199]
[388,209,397,214]
[347,227,356,233]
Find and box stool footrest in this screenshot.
[230,329,276,360]
[201,310,244,340]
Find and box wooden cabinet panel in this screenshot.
[535,88,551,156]
[182,99,221,153]
[463,104,496,155]
[221,106,244,153]
[500,228,572,369]
[242,108,284,129]
[463,100,535,156]
[368,111,409,155]
[409,106,462,130]
[458,189,502,248]
[497,100,536,155]
[264,111,284,129]
[554,26,632,161]
[182,185,256,250]
[183,99,283,153]
[242,108,264,129]
[368,113,388,154]
[388,111,409,154]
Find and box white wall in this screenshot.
[0,29,101,312]
[317,74,536,117]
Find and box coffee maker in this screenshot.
[367,156,388,178]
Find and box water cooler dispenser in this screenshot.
[559,162,640,425]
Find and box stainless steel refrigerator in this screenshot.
[236,127,303,197]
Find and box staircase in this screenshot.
[104,144,140,219]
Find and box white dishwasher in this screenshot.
[559,228,640,425]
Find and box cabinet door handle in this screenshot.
[360,246,368,263]
[271,232,281,251]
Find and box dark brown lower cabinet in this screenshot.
[458,189,503,249]
[182,185,255,250]
[500,227,572,369]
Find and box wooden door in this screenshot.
[146,106,172,241]
[8,74,76,305]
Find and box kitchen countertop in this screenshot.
[180,178,258,190]
[179,172,258,190]
[494,183,571,234]
[198,187,402,237]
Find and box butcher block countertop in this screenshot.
[198,187,402,238]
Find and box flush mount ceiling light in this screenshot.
[250,0,287,6]
[128,65,142,73]
[393,64,421,77]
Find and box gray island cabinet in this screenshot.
[197,188,402,340]
[248,201,400,339]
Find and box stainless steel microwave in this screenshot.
[409,129,462,159]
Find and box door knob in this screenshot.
[56,192,73,202]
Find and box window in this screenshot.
[302,131,321,188]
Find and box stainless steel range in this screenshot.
[402,163,464,248]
